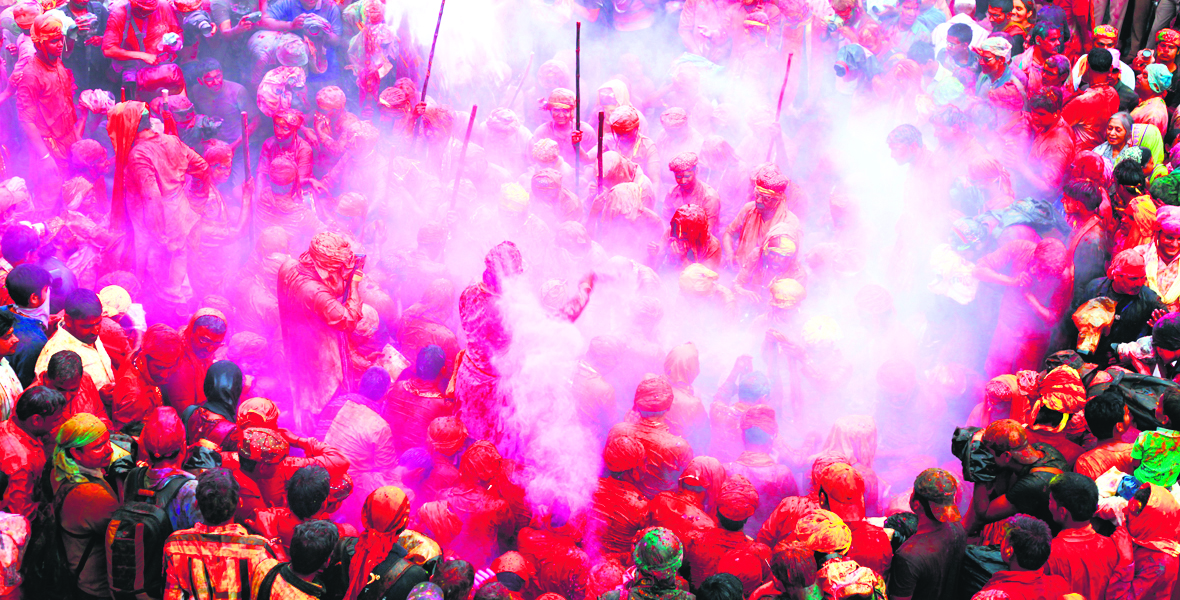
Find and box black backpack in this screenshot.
[106,466,190,600]
[19,480,96,600]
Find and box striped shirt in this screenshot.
[163,522,275,600]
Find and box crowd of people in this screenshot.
[5,0,1180,595]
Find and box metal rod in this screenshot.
[596,111,604,196]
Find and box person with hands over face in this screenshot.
[965,419,1068,536]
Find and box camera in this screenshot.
[306,20,324,35]
[182,10,216,42]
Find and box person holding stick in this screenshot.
[530,88,595,169]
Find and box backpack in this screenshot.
[106,466,190,600]
[1089,369,1173,431]
[358,543,422,600]
[19,480,96,600]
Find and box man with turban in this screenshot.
[1072,248,1164,366]
[112,323,183,433]
[588,435,651,560]
[684,475,772,587]
[15,12,77,201]
[344,486,432,600]
[600,105,659,188]
[605,376,694,498]
[118,98,210,317]
[725,405,798,535]
[571,335,622,448]
[260,108,315,187]
[1132,205,1180,312]
[1024,365,1088,465]
[723,163,801,273]
[52,412,120,599]
[665,153,720,236]
[530,88,596,166]
[277,232,364,425]
[530,168,583,224]
[975,37,1027,118]
[308,86,358,175]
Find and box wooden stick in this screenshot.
[766,53,794,163]
[450,105,478,209]
[412,0,448,141]
[574,21,581,192]
[596,111,605,196]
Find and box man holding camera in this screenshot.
[277,232,364,431]
[256,0,343,85]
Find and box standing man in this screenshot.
[15,12,79,201]
[4,264,51,387]
[0,312,25,421]
[277,232,363,428]
[1044,473,1119,600]
[887,468,968,600]
[122,104,210,321]
[0,386,67,519]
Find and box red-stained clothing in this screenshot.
[1025,427,1086,468]
[162,522,274,600]
[684,527,771,588]
[162,343,214,415]
[606,417,693,498]
[725,452,798,535]
[1075,439,1135,480]
[1043,525,1119,600]
[250,437,351,508]
[102,1,180,57]
[846,520,894,577]
[14,54,78,158]
[456,282,510,442]
[1106,545,1180,600]
[647,490,715,544]
[99,317,133,372]
[126,130,207,249]
[184,406,237,448]
[396,315,459,382]
[419,453,462,505]
[665,182,722,236]
[277,259,363,417]
[1062,85,1121,150]
[754,495,821,548]
[259,136,314,184]
[977,570,1072,600]
[589,476,650,559]
[978,239,1071,376]
[725,203,802,276]
[437,484,512,568]
[0,419,45,520]
[46,373,112,430]
[517,525,592,600]
[1030,117,1076,193]
[384,378,453,453]
[666,387,710,456]
[218,452,271,523]
[112,354,167,432]
[251,506,359,553]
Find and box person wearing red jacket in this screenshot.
[647,457,720,546]
[684,475,772,589]
[605,377,694,498]
[588,435,650,561]
[419,441,515,568]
